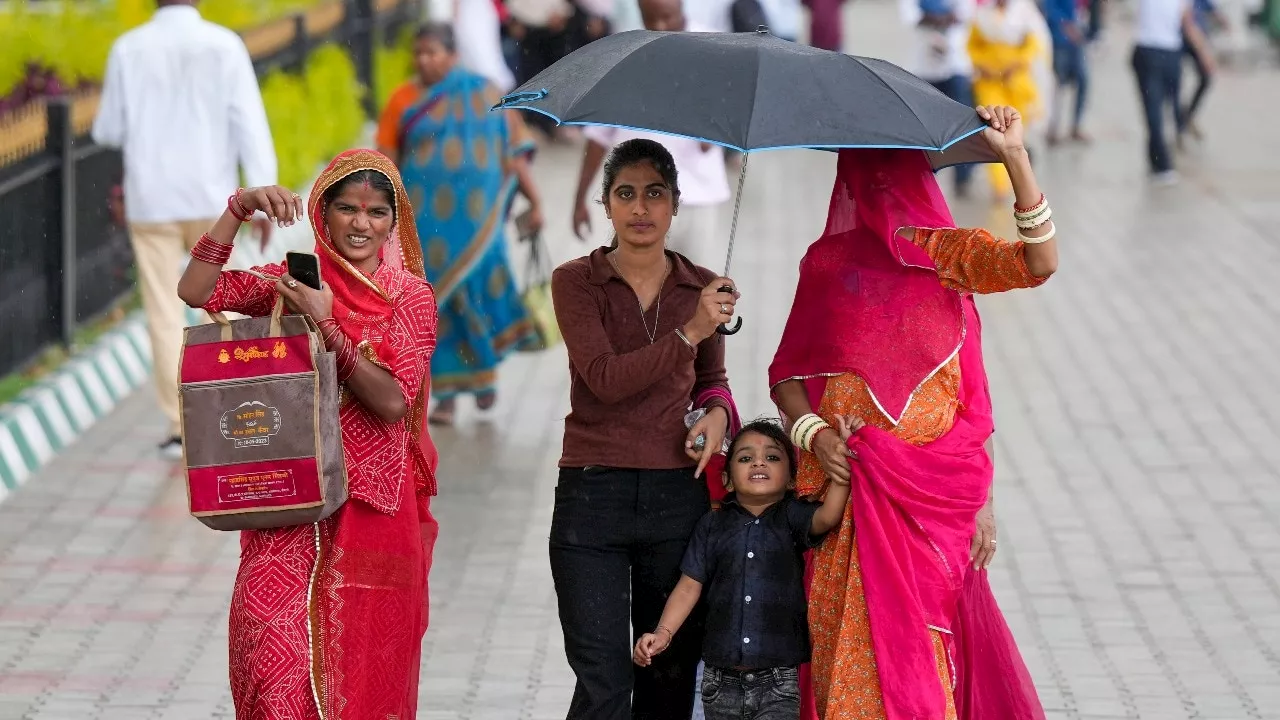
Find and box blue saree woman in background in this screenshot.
[379,31,540,425]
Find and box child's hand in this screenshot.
[830,414,865,486]
[833,414,865,443]
[633,630,671,667]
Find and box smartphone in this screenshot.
[286,251,322,290]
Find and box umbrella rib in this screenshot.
[849,57,943,150]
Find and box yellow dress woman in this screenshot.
[969,0,1046,197]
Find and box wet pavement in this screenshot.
[2,1,1279,718]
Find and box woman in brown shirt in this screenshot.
[549,138,739,720]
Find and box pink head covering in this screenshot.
[768,149,965,424]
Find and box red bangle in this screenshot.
[1013,193,1045,214]
[191,233,233,265]
[335,338,359,381]
[228,189,251,222]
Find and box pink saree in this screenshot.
[770,149,1045,720]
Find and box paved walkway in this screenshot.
[3,2,1280,718]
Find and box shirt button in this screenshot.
[745,595,752,603]
[747,551,754,559]
[743,637,751,644]
[754,519,760,524]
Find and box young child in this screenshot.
[633,417,858,720]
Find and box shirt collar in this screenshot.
[720,491,795,517]
[153,5,201,22]
[587,246,708,289]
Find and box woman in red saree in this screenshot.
[770,106,1057,720]
[177,149,439,719]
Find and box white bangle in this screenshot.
[790,413,831,453]
[674,328,695,351]
[1015,206,1051,230]
[1017,221,1056,244]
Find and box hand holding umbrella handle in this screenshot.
[716,285,743,335]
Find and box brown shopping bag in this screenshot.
[178,297,348,531]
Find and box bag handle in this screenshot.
[524,232,553,288]
[212,296,286,342]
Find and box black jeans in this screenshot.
[928,76,975,191]
[1131,45,1184,173]
[701,666,802,720]
[550,467,710,720]
[517,24,573,135]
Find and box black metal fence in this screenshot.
[0,0,419,379]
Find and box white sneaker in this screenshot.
[1152,170,1180,186]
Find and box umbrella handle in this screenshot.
[715,284,743,336]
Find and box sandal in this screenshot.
[428,399,456,426]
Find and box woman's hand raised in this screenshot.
[240,186,305,227]
[682,278,739,344]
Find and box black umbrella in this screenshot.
[494,27,998,334]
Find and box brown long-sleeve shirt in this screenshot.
[552,248,732,469]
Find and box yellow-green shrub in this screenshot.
[0,0,324,97]
[374,27,415,112]
[262,44,365,189]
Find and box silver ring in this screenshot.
[989,539,997,546]
[286,279,298,289]
[720,304,729,314]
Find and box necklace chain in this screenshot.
[609,253,669,345]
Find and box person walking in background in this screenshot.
[507,0,577,139]
[804,0,846,50]
[612,0,645,31]
[572,0,732,271]
[1178,0,1225,143]
[91,0,276,460]
[1045,0,1091,144]
[1132,0,1213,184]
[574,0,617,46]
[457,0,518,92]
[968,0,1046,198]
[900,0,977,197]
[759,0,803,41]
[377,24,544,426]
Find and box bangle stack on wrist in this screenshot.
[227,188,252,222]
[190,233,233,265]
[790,413,832,453]
[318,318,358,381]
[1013,193,1055,244]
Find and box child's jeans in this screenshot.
[701,665,801,720]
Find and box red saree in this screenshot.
[202,150,440,719]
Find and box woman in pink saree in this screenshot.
[771,106,1057,720]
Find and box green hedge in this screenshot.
[264,44,367,190]
[266,29,414,189]
[0,0,321,98]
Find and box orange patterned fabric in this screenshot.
[800,228,1041,719]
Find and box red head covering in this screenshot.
[768,148,965,424]
[308,149,437,494]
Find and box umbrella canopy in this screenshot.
[493,27,999,169]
